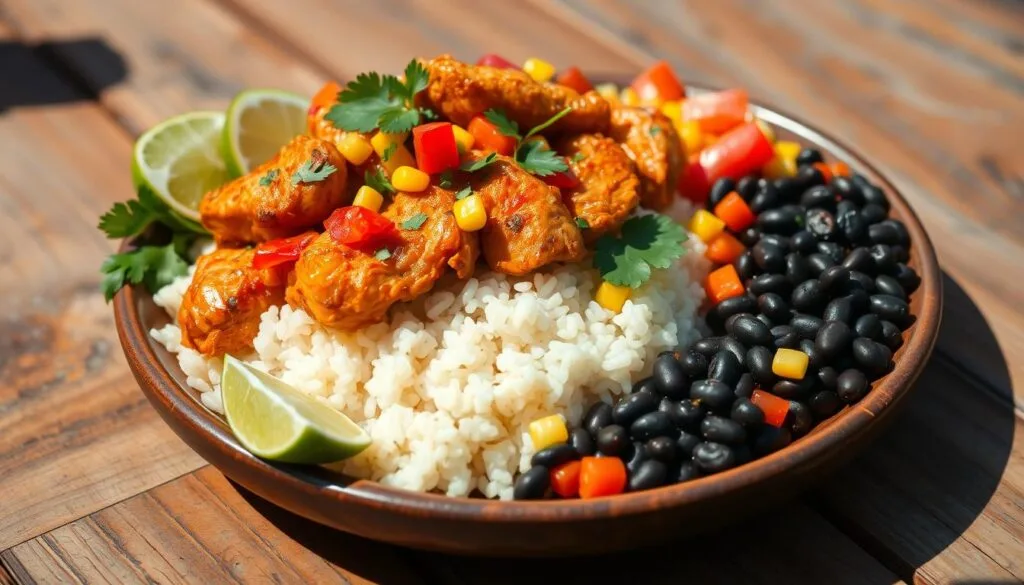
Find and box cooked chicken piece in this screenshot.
[419,54,610,135]
[466,154,585,275]
[200,135,348,245]
[608,107,684,211]
[178,248,285,357]
[557,134,640,243]
[286,188,479,330]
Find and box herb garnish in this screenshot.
[472,107,572,176]
[381,142,398,162]
[648,126,661,136]
[400,213,429,230]
[325,60,430,134]
[258,169,279,186]
[438,170,454,189]
[572,152,585,163]
[459,152,498,172]
[594,214,688,289]
[455,186,472,200]
[364,169,395,194]
[291,149,337,185]
[575,217,590,229]
[374,247,393,261]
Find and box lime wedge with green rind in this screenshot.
[222,88,308,178]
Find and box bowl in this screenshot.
[114,82,941,557]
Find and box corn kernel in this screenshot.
[337,133,373,166]
[370,132,415,173]
[452,124,475,153]
[391,166,430,192]
[595,83,620,105]
[620,87,640,107]
[595,281,632,313]
[775,140,801,164]
[453,194,487,232]
[370,131,408,155]
[660,100,683,127]
[353,185,383,212]
[529,414,568,451]
[679,119,703,156]
[687,209,726,243]
[755,117,776,143]
[523,57,556,82]
[772,348,810,380]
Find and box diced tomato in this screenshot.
[476,54,519,69]
[631,60,685,103]
[252,231,318,270]
[752,390,791,428]
[682,89,748,134]
[677,156,710,204]
[308,81,341,132]
[556,66,593,94]
[412,122,460,174]
[550,460,582,498]
[324,206,398,249]
[578,457,627,499]
[698,122,775,186]
[543,168,580,190]
[467,115,517,155]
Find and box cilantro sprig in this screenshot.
[325,60,430,134]
[594,214,688,289]
[470,108,572,177]
[365,169,395,194]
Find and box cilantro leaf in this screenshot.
[484,109,520,139]
[374,247,392,261]
[400,212,429,230]
[381,142,398,162]
[438,170,454,188]
[648,126,661,136]
[523,106,571,140]
[291,158,338,186]
[593,213,688,288]
[327,72,398,132]
[98,199,156,239]
[460,152,498,172]
[419,107,439,121]
[455,186,472,200]
[402,60,429,100]
[378,107,421,134]
[515,139,568,177]
[365,169,395,194]
[575,217,590,229]
[572,152,585,163]
[100,243,189,301]
[259,169,279,186]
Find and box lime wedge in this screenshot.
[221,355,371,464]
[223,89,308,177]
[131,111,228,222]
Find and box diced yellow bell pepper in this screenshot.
[775,140,802,164]
[679,119,703,156]
[595,281,632,313]
[523,58,556,82]
[391,166,430,192]
[337,133,374,166]
[660,100,683,127]
[772,348,810,380]
[452,124,475,153]
[687,209,726,243]
[353,185,384,212]
[453,194,487,231]
[528,414,569,451]
[620,87,640,107]
[595,83,620,105]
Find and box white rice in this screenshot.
[151,201,710,500]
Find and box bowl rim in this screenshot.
[114,82,942,524]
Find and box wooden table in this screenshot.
[1,0,1021,582]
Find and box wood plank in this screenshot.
[0,24,205,550]
[3,467,424,585]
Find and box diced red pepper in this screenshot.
[252,231,318,270]
[682,89,749,134]
[631,60,685,103]
[543,168,580,190]
[752,390,791,428]
[578,457,627,499]
[677,156,710,204]
[476,54,519,69]
[698,122,775,186]
[324,206,398,249]
[550,460,582,498]
[467,115,517,155]
[556,66,593,94]
[713,192,757,232]
[412,122,460,174]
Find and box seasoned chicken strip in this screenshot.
[557,134,640,243]
[178,248,285,357]
[286,188,479,330]
[608,107,684,211]
[467,155,585,275]
[199,135,348,245]
[419,54,610,135]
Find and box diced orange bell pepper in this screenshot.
[705,264,745,304]
[467,115,517,155]
[705,232,746,265]
[752,389,790,427]
[631,61,685,103]
[550,460,582,498]
[682,89,749,134]
[813,162,833,184]
[556,66,593,94]
[579,457,627,499]
[713,192,757,232]
[831,161,851,178]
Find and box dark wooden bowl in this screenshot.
[114,83,941,557]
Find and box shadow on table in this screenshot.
[0,37,126,113]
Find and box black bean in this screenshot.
[731,397,765,427]
[613,390,660,426]
[846,271,877,294]
[805,208,838,242]
[855,313,883,340]
[735,372,756,398]
[631,411,675,441]
[513,465,550,500]
[860,203,887,225]
[785,253,811,287]
[692,337,723,357]
[893,263,921,294]
[625,441,648,474]
[806,253,836,276]
[809,390,841,419]
[852,337,893,378]
[797,164,827,192]
[570,427,595,456]
[835,198,857,216]
[739,227,762,247]
[677,461,701,482]
[758,292,792,323]
[869,244,898,275]
[716,294,758,322]
[817,366,838,390]
[790,230,817,254]
[646,436,677,464]
[837,209,867,245]
[752,241,787,273]
[773,177,801,202]
[886,219,910,245]
[815,321,853,359]
[735,249,760,281]
[669,399,706,431]
[652,354,689,399]
[749,185,779,213]
[596,424,629,456]
[789,401,814,436]
[791,279,827,314]
[823,295,855,324]
[707,348,744,388]
[868,220,906,246]
[799,338,825,370]
[869,294,912,327]
[837,369,869,403]
[701,415,747,444]
[749,273,791,297]
[801,185,836,210]
[679,351,709,378]
[719,337,747,365]
[629,460,668,492]
[693,442,737,473]
[584,402,613,437]
[860,184,890,212]
[531,443,577,468]
[891,245,910,263]
[875,275,906,300]
[755,313,774,329]
[690,379,735,412]
[790,313,824,339]
[737,175,759,200]
[796,147,824,166]
[817,241,845,263]
[817,265,850,294]
[880,320,905,351]
[757,205,804,235]
[676,431,701,456]
[761,234,790,250]
[746,346,777,386]
[831,176,856,199]
[753,425,792,456]
[727,314,773,347]
[771,325,800,349]
[773,378,813,400]
[842,247,875,273]
[637,378,662,399]
[709,178,737,208]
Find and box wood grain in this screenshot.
[0,23,205,551]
